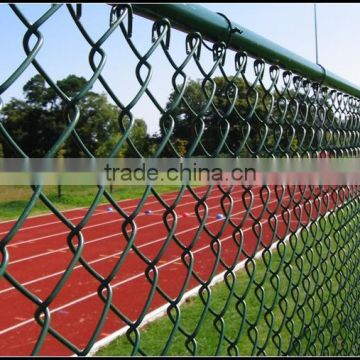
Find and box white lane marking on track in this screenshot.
[0,190,210,236]
[5,188,248,263]
[0,205,251,294]
[0,186,212,225]
[1,191,292,294]
[6,188,246,248]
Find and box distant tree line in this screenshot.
[1,74,328,158]
[0,74,152,158]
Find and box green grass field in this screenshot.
[0,185,180,221]
[96,206,360,356]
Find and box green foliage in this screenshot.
[0,74,162,158]
[164,77,274,156]
[0,97,66,157]
[121,118,149,157]
[0,75,120,157]
[174,138,188,157]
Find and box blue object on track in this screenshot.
[216,213,225,219]
[107,207,113,212]
[145,209,152,215]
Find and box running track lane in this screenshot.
[0,185,337,355]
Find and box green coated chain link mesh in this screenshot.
[1,3,360,356]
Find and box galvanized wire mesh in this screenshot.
[0,3,360,356]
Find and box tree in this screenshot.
[0,74,122,157]
[164,76,275,157]
[122,118,148,157]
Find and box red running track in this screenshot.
[0,185,338,355]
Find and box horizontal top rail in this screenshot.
[132,3,360,99]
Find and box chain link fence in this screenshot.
[0,3,360,356]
